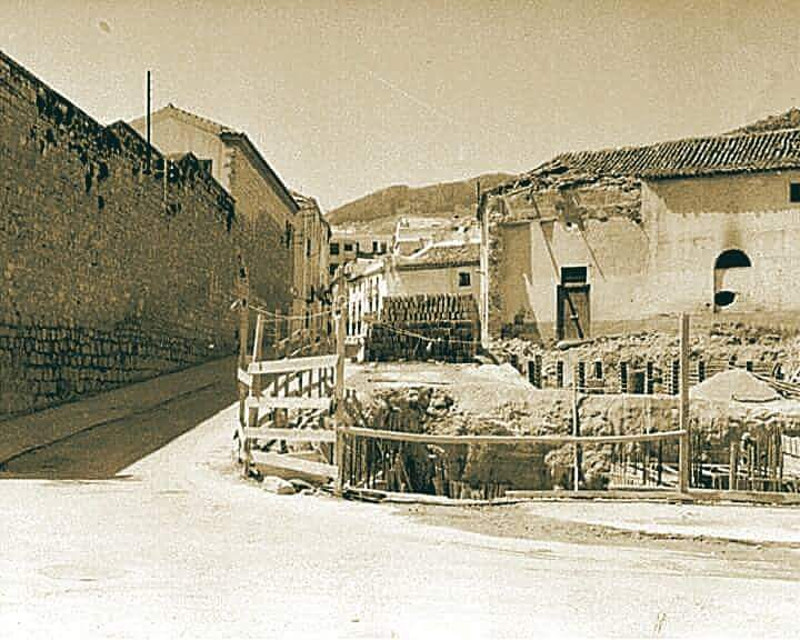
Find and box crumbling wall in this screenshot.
[498,323,800,394]
[484,168,800,343]
[0,51,245,416]
[483,177,644,341]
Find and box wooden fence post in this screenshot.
[572,361,581,492]
[334,274,348,494]
[679,313,691,493]
[237,281,250,437]
[243,313,265,477]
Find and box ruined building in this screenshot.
[480,116,800,344]
[0,51,278,416]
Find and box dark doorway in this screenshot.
[557,266,590,341]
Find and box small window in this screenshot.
[329,264,337,275]
[372,241,378,253]
[458,272,471,287]
[344,243,354,252]
[561,266,587,284]
[791,183,800,203]
[306,238,311,258]
[330,243,339,255]
[715,249,751,269]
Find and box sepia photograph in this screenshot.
[2,1,800,637]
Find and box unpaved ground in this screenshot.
[403,502,800,578]
[3,396,800,638]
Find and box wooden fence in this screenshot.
[335,424,688,498]
[235,284,348,483]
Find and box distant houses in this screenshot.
[340,217,481,359]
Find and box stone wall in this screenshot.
[0,51,245,416]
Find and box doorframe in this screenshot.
[556,283,591,341]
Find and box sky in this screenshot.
[4,0,800,211]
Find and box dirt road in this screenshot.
[0,362,235,479]
[3,400,800,639]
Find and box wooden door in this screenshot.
[557,284,590,341]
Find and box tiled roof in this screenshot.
[500,127,800,193]
[397,242,480,270]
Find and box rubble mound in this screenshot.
[691,369,779,404]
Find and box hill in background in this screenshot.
[326,173,514,233]
[728,107,800,134]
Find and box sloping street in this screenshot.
[2,378,799,639]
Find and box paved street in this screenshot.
[2,397,800,639]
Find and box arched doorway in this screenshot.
[713,249,751,310]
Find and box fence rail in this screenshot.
[340,426,687,446]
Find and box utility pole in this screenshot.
[678,313,691,493]
[146,70,151,174]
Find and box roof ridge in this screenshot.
[158,103,236,133]
[552,125,800,161]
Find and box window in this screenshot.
[791,183,800,203]
[306,238,311,258]
[372,241,379,253]
[561,266,588,284]
[344,243,353,252]
[713,248,752,309]
[715,249,751,270]
[329,264,337,275]
[330,242,339,255]
[458,272,471,287]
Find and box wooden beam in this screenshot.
[244,313,266,477]
[678,313,690,493]
[250,451,337,479]
[237,367,252,388]
[340,426,687,446]
[245,396,331,411]
[248,354,340,375]
[334,270,348,495]
[244,428,336,443]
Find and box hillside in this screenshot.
[326,173,514,232]
[729,107,800,134]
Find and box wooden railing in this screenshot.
[235,290,348,482]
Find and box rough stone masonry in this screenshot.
[0,51,258,417]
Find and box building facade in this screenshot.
[328,228,392,277]
[130,105,300,335]
[480,124,800,345]
[291,192,332,342]
[385,241,481,300]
